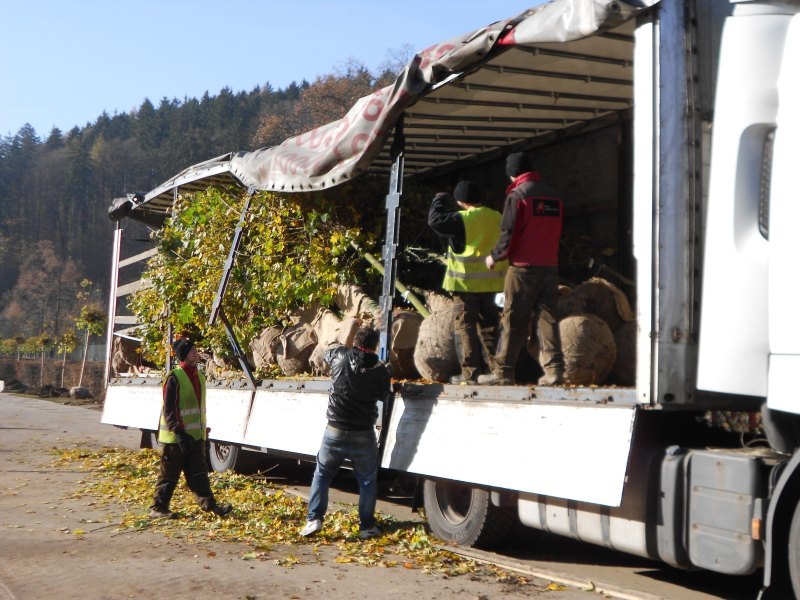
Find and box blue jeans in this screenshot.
[307,425,379,529]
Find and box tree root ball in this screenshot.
[561,314,616,386]
[557,277,634,332]
[414,295,459,383]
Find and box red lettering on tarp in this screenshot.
[274,152,313,176]
[362,95,384,122]
[350,133,370,155]
[295,126,326,149]
[419,43,456,71]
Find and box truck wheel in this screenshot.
[208,441,240,472]
[788,499,800,597]
[423,478,514,549]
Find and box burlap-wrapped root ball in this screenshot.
[413,293,459,382]
[557,277,634,332]
[308,310,344,376]
[277,322,317,376]
[561,314,616,385]
[391,310,423,379]
[251,326,283,372]
[610,320,636,386]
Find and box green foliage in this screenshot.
[130,188,364,365]
[0,338,16,355]
[75,304,106,336]
[21,336,40,355]
[36,332,53,349]
[58,330,79,354]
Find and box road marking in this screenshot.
[443,544,667,600]
[0,580,17,600]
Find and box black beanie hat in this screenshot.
[453,180,481,204]
[505,152,532,178]
[172,337,195,362]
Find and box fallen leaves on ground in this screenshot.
[49,445,526,585]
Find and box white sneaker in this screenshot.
[360,525,382,540]
[300,519,322,537]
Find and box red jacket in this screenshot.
[490,171,562,267]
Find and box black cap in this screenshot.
[172,337,195,362]
[505,152,532,178]
[453,180,481,204]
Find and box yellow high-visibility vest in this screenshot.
[443,206,507,293]
[158,367,207,444]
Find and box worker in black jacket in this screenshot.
[300,327,391,540]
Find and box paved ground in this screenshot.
[0,394,592,600]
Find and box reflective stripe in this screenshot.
[445,268,508,280]
[447,252,487,264]
[181,408,201,416]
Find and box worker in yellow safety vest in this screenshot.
[428,180,507,384]
[149,336,232,519]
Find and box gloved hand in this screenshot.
[175,430,195,453]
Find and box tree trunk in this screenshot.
[61,350,67,388]
[78,330,89,388]
[40,347,44,386]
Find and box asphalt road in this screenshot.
[254,429,767,599]
[0,392,768,600]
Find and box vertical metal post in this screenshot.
[209,191,254,327]
[104,222,122,384]
[378,118,405,362]
[166,320,173,373]
[208,190,257,390]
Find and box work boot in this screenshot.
[538,371,564,386]
[205,502,233,517]
[359,525,382,540]
[477,373,514,386]
[149,505,177,520]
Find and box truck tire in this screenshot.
[788,499,800,597]
[423,478,514,550]
[208,441,263,473]
[208,441,240,472]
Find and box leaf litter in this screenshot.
[49,445,529,587]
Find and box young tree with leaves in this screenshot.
[129,188,365,366]
[75,305,106,389]
[57,330,78,388]
[36,333,53,386]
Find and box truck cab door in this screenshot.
[766,13,800,414]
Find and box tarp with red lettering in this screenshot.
[226,0,653,193]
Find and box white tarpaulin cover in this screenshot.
[130,0,655,219]
[229,0,651,191]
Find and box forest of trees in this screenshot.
[0,61,401,348]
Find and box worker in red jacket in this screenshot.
[479,152,565,386]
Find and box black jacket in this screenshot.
[427,192,466,254]
[324,345,391,431]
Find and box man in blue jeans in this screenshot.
[300,326,391,540]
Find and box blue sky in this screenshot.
[1,1,533,139]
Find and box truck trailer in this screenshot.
[102,0,800,595]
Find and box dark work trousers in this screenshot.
[452,291,500,380]
[493,265,563,381]
[152,441,216,510]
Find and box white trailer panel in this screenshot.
[382,398,636,507]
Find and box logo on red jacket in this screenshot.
[533,198,561,217]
